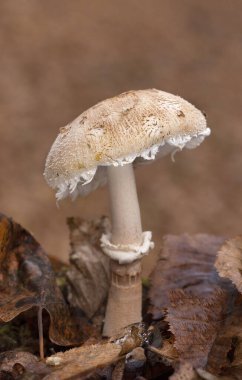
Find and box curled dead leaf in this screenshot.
[215,236,242,294]
[0,213,80,347]
[170,363,220,380]
[45,323,148,379]
[207,293,242,377]
[45,342,121,379]
[0,351,50,377]
[149,234,238,373]
[169,362,199,380]
[149,234,229,319]
[66,217,110,318]
[166,289,228,368]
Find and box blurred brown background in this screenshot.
[1,0,242,275]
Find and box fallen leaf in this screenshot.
[215,236,242,294]
[149,234,229,319]
[166,289,228,367]
[66,217,110,318]
[206,293,242,378]
[45,343,121,379]
[207,235,242,378]
[169,362,199,380]
[149,234,240,373]
[0,350,50,377]
[0,213,80,347]
[45,323,148,379]
[170,363,221,380]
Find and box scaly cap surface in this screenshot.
[44,89,210,200]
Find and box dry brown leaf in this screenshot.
[170,363,221,380]
[166,290,242,376]
[166,290,228,368]
[207,293,242,377]
[231,339,242,367]
[45,324,147,379]
[215,236,242,294]
[0,213,80,346]
[0,350,50,377]
[149,234,239,373]
[66,217,110,318]
[45,342,121,380]
[169,362,199,380]
[149,234,230,319]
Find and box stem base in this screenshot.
[103,259,142,337]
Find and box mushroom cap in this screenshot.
[44,89,210,200]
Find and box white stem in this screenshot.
[107,164,143,245]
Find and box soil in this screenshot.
[0,0,242,275]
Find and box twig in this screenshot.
[147,345,174,361]
[38,306,44,360]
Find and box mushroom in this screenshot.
[44,89,210,336]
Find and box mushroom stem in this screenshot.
[103,259,142,337]
[103,164,143,337]
[107,164,143,245]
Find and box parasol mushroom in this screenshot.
[44,89,210,336]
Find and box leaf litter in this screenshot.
[1,215,242,379]
[149,234,230,319]
[66,216,110,319]
[0,351,50,378]
[215,236,242,294]
[45,324,149,379]
[149,234,242,379]
[0,213,81,359]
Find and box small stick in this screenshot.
[38,306,44,360]
[147,345,162,355]
[147,345,174,361]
